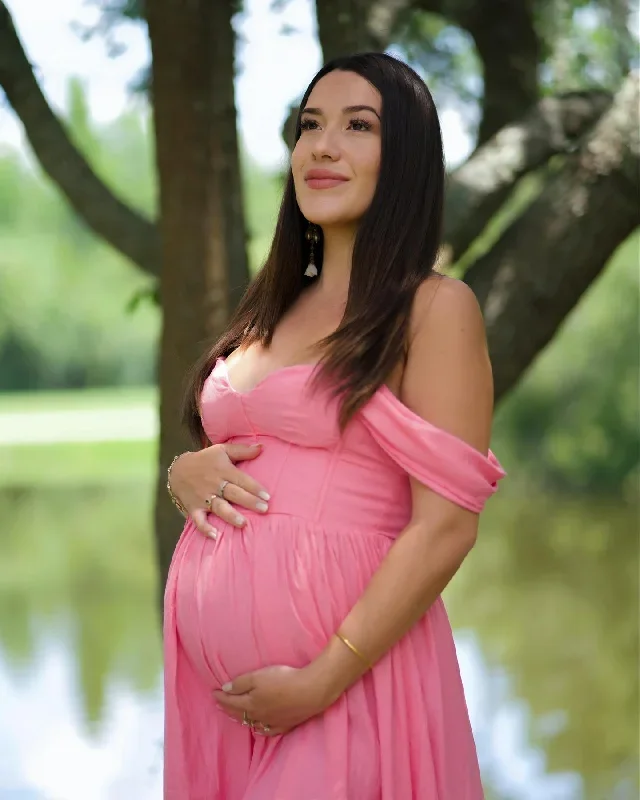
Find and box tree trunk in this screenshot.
[465,74,640,401]
[147,0,249,593]
[315,0,391,59]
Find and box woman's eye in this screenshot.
[349,118,373,132]
[300,117,374,132]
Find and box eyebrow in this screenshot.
[301,105,381,120]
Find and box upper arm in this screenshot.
[402,276,493,454]
[401,276,494,526]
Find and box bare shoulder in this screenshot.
[401,274,493,453]
[410,274,485,341]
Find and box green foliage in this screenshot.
[242,152,284,268]
[0,215,159,390]
[537,0,639,92]
[0,80,276,393]
[391,12,481,114]
[493,234,640,495]
[0,79,159,391]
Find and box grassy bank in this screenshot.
[0,387,157,486]
[1,439,156,487]
[0,385,156,413]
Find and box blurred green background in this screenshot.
[0,1,638,798]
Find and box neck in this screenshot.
[316,224,356,296]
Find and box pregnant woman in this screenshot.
[164,52,505,799]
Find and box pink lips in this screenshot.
[304,169,349,190]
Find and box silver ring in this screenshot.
[217,479,230,499]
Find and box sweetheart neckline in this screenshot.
[216,357,322,397]
[215,357,442,426]
[216,356,403,405]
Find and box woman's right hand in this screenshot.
[168,444,270,539]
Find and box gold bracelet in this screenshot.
[167,453,189,517]
[335,631,372,670]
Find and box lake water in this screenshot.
[0,484,637,799]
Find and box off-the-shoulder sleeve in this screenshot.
[361,388,506,513]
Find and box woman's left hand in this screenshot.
[213,664,329,736]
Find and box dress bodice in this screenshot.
[199,359,504,531]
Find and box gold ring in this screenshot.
[252,719,270,734]
[242,711,254,727]
[204,494,215,509]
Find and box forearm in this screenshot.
[309,518,477,705]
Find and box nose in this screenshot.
[311,125,340,161]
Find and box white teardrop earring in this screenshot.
[304,224,320,278]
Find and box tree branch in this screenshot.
[464,73,640,402]
[0,1,159,277]
[445,89,613,261]
[410,0,540,143]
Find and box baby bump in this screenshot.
[172,515,391,687]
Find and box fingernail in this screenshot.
[207,529,218,540]
[256,502,268,513]
[222,682,232,692]
[258,491,271,501]
[234,515,246,526]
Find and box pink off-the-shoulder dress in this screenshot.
[163,359,505,799]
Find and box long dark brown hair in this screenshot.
[184,52,445,443]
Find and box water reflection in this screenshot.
[0,485,637,798]
[447,489,639,799]
[0,486,161,725]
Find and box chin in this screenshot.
[300,201,366,228]
[308,212,357,227]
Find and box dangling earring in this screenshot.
[304,224,320,278]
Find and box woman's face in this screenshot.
[292,70,382,228]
